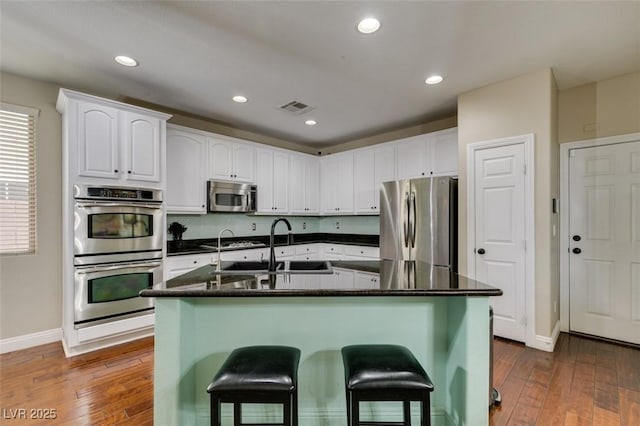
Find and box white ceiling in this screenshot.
[1,1,639,147]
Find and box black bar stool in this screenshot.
[207,346,301,426]
[341,344,434,426]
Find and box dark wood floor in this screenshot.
[1,333,638,425]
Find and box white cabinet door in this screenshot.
[256,149,288,213]
[166,127,207,214]
[431,128,458,176]
[209,138,255,183]
[354,145,395,214]
[165,254,213,280]
[76,101,120,179]
[354,149,375,213]
[396,135,430,180]
[273,151,289,212]
[256,149,275,213]
[233,144,255,183]
[374,144,396,208]
[322,153,354,213]
[305,158,320,213]
[289,155,306,214]
[290,154,319,214]
[320,267,354,289]
[354,272,380,289]
[208,139,234,181]
[122,111,161,183]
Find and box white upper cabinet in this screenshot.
[321,152,354,214]
[122,111,162,183]
[208,138,255,183]
[256,148,289,213]
[395,128,458,179]
[166,126,208,214]
[75,101,120,180]
[430,127,458,176]
[354,144,395,214]
[395,134,430,180]
[289,154,320,214]
[57,89,170,188]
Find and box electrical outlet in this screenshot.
[302,222,306,230]
[336,221,340,229]
[251,223,256,231]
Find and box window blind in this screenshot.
[0,102,38,255]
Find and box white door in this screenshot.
[568,141,640,344]
[474,143,527,342]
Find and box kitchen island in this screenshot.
[141,260,501,426]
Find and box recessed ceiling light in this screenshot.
[114,55,138,67]
[357,17,381,34]
[305,119,317,126]
[425,75,444,85]
[232,95,248,103]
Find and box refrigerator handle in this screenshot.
[410,191,417,248]
[404,192,410,247]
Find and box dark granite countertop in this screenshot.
[141,260,501,298]
[167,233,379,256]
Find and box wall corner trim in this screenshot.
[531,320,561,353]
[0,328,62,354]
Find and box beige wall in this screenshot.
[559,71,640,143]
[457,68,560,339]
[0,72,62,339]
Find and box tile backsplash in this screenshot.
[166,214,379,240]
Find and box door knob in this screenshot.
[572,248,582,254]
[572,235,581,242]
[477,248,486,255]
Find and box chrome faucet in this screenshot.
[269,218,292,272]
[216,228,235,271]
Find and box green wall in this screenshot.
[167,214,380,240]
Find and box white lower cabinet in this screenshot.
[165,253,213,279]
[220,248,269,262]
[320,267,355,289]
[354,271,380,289]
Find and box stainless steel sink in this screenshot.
[209,260,332,275]
[211,261,284,275]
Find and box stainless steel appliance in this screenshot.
[72,184,163,327]
[207,180,257,213]
[74,184,163,264]
[74,259,160,326]
[380,176,457,270]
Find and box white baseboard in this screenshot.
[530,320,560,352]
[0,328,62,354]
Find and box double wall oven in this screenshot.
[73,184,163,327]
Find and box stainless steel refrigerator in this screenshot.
[380,176,458,270]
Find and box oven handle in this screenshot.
[75,261,162,274]
[75,201,162,209]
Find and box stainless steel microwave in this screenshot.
[207,180,257,213]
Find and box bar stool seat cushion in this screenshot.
[207,346,300,393]
[342,344,434,391]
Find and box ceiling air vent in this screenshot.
[279,100,314,115]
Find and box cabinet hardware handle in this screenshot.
[127,170,131,174]
[421,172,425,175]
[193,261,197,264]
[114,169,118,173]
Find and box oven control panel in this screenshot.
[74,184,163,202]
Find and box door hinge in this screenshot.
[523,164,527,175]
